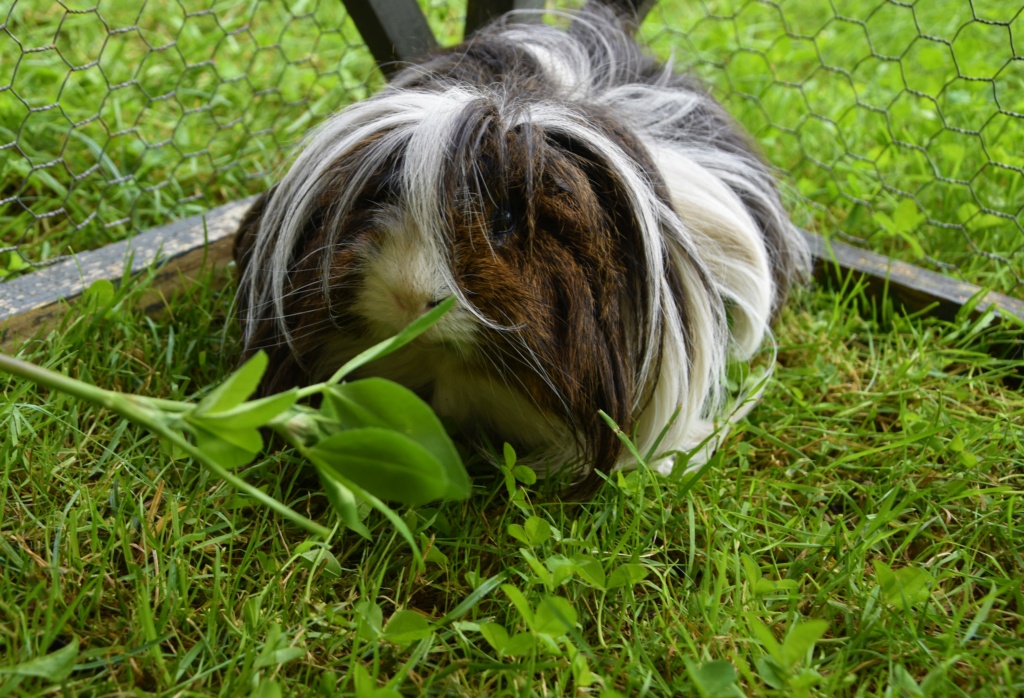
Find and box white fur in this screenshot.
[238,11,809,479]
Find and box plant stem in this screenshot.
[0,352,122,410]
[0,351,332,538]
[148,422,333,538]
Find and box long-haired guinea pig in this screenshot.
[233,5,809,496]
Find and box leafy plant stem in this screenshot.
[147,422,332,538]
[0,351,332,538]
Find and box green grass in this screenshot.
[2,1,1024,695]
[2,0,1023,294]
[640,0,1024,296]
[0,0,381,273]
[2,253,1023,697]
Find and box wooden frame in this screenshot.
[343,0,437,76]
[802,232,1024,323]
[0,199,251,351]
[2,0,1021,353]
[465,0,544,36]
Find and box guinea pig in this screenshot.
[232,5,809,496]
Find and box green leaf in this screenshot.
[872,211,894,233]
[317,467,371,538]
[755,656,787,690]
[191,389,298,429]
[875,561,935,610]
[511,465,537,485]
[503,632,536,657]
[892,198,925,233]
[503,442,517,468]
[519,548,554,589]
[327,297,456,382]
[242,595,264,631]
[524,516,550,545]
[684,659,740,698]
[572,555,606,590]
[791,667,824,690]
[533,596,577,637]
[570,647,595,687]
[351,663,402,698]
[304,428,449,506]
[479,622,510,654]
[967,213,1006,232]
[748,615,785,666]
[959,202,1006,231]
[615,469,646,496]
[253,625,305,669]
[83,279,115,308]
[421,536,448,565]
[780,619,828,669]
[250,679,282,698]
[742,553,763,584]
[253,646,305,668]
[501,584,535,630]
[322,379,469,500]
[383,610,433,648]
[352,664,374,696]
[354,601,383,642]
[0,249,32,278]
[298,547,343,579]
[507,523,529,545]
[544,554,577,587]
[0,637,78,681]
[607,563,648,589]
[196,351,268,415]
[188,422,262,469]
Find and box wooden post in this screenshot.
[464,0,544,37]
[2,0,1021,354]
[342,0,438,76]
[584,0,656,31]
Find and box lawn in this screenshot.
[2,0,1022,292]
[640,0,1024,297]
[2,0,1024,696]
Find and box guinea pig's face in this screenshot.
[234,123,647,489]
[234,9,808,494]
[328,140,638,477]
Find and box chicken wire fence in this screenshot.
[2,0,1022,299]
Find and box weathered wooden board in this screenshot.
[4,209,1019,355]
[803,230,1024,323]
[2,0,1021,355]
[0,198,254,352]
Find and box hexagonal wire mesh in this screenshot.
[639,0,1024,297]
[0,0,384,277]
[1,0,1022,300]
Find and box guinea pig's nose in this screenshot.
[392,290,441,315]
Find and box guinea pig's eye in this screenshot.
[548,173,575,197]
[488,206,518,243]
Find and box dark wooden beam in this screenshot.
[464,0,544,37]
[342,0,438,76]
[0,199,253,353]
[3,0,1021,355]
[802,230,1024,323]
[583,0,656,32]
